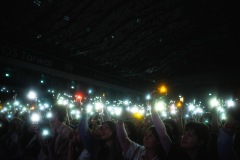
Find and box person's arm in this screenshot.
[116,120,132,153]
[211,108,220,134]
[101,93,111,121]
[150,99,172,154]
[102,106,111,121]
[78,109,96,154]
[217,108,239,160]
[217,123,235,160]
[65,109,71,126]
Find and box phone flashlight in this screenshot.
[31,113,40,123]
[42,129,50,136]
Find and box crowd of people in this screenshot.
[0,95,240,160]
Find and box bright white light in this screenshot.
[210,98,219,107]
[68,104,74,109]
[75,114,81,119]
[146,94,151,100]
[170,109,177,115]
[170,104,177,115]
[28,91,37,100]
[31,113,40,122]
[130,106,138,113]
[114,107,122,116]
[88,89,92,94]
[14,101,20,106]
[217,107,225,113]
[123,100,129,105]
[226,100,235,108]
[161,111,167,117]
[57,98,63,105]
[95,102,103,110]
[7,114,12,119]
[86,104,93,113]
[193,108,203,114]
[42,129,49,136]
[188,104,195,111]
[39,106,44,110]
[155,101,165,111]
[220,113,227,120]
[46,112,52,118]
[70,110,76,115]
[63,100,68,105]
[44,103,49,108]
[57,97,68,105]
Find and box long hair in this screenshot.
[145,126,167,159]
[124,120,138,142]
[97,120,122,160]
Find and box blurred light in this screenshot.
[220,113,227,120]
[42,129,49,136]
[176,101,183,108]
[63,16,70,21]
[180,97,184,102]
[7,114,12,119]
[33,0,41,6]
[130,106,139,113]
[226,99,235,108]
[86,104,93,113]
[75,93,83,102]
[68,104,74,109]
[28,91,37,100]
[188,104,195,111]
[14,101,20,106]
[44,103,49,108]
[146,94,151,100]
[70,110,76,115]
[5,73,10,77]
[114,107,122,116]
[75,114,81,119]
[31,113,40,123]
[161,111,167,117]
[88,89,92,94]
[123,100,129,105]
[210,98,219,107]
[157,84,168,95]
[155,101,165,111]
[133,112,143,119]
[95,102,103,111]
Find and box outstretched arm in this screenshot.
[116,120,132,153]
[151,99,172,154]
[78,108,95,154]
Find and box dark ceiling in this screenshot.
[1,0,240,98]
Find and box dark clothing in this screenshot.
[167,143,218,160]
[79,112,123,160]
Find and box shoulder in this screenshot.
[60,124,73,138]
[124,141,145,159]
